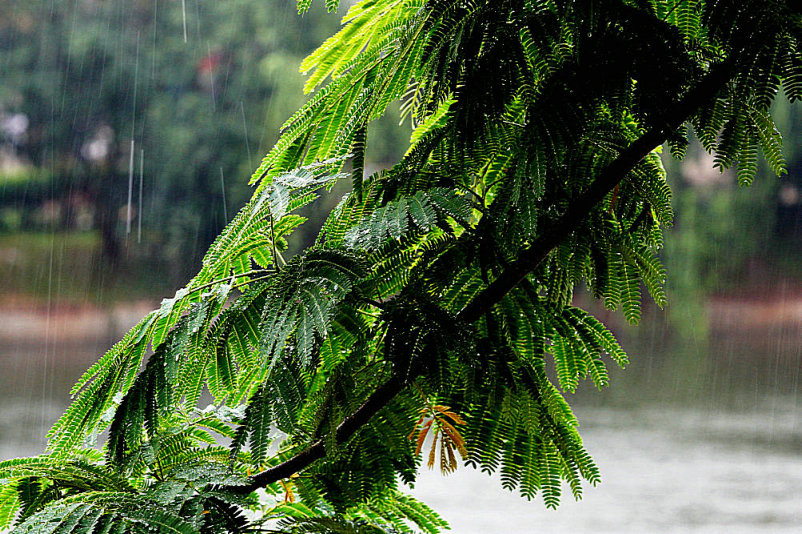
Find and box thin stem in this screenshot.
[360,297,388,310]
[269,215,280,271]
[188,269,273,295]
[661,0,690,21]
[228,274,275,292]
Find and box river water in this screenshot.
[0,303,800,533]
[412,405,802,533]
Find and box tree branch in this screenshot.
[231,375,405,494]
[457,60,733,323]
[226,60,733,494]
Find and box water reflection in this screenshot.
[0,302,153,459]
[0,339,97,459]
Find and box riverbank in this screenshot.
[0,297,156,347]
[2,289,800,346]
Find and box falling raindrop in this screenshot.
[127,139,135,236]
[138,149,144,243]
[41,233,55,430]
[151,0,158,79]
[220,167,228,222]
[182,0,188,42]
[207,43,216,112]
[241,100,253,170]
[133,31,140,124]
[127,31,141,238]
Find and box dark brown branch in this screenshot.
[227,60,733,494]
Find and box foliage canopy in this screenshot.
[1,0,800,532]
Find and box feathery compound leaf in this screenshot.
[344,188,469,250]
[0,481,20,529]
[11,494,201,534]
[259,249,367,367]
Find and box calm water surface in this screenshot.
[412,405,802,533]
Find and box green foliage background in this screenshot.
[0,0,341,282]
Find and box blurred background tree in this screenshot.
[0,0,342,290]
[657,97,802,342]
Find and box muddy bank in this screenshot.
[708,293,802,330]
[0,298,156,348]
[1,292,801,347]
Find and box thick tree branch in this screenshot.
[227,60,733,494]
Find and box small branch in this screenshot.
[269,215,281,271]
[360,297,389,310]
[186,269,273,296]
[230,375,405,494]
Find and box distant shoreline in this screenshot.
[1,290,800,347]
[0,298,156,346]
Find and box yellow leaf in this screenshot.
[415,419,433,455]
[440,421,468,458]
[408,414,426,440]
[443,439,457,474]
[428,428,439,469]
[441,410,466,425]
[279,477,297,503]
